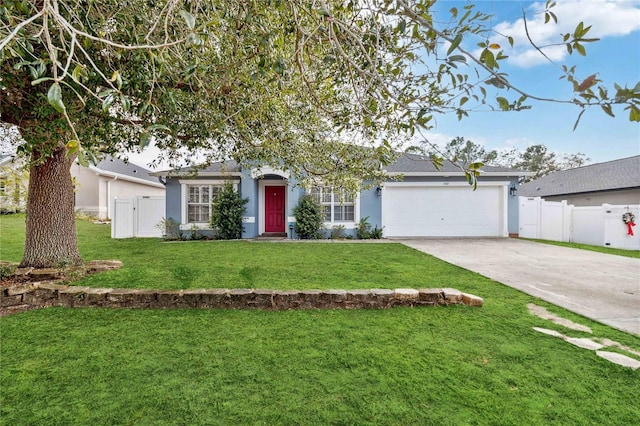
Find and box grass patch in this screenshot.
[1,214,499,291]
[522,238,640,259]
[2,308,639,425]
[1,214,639,424]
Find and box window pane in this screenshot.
[333,205,343,222]
[308,187,319,203]
[188,186,201,203]
[340,191,355,203]
[211,186,221,199]
[201,207,210,223]
[344,205,354,221]
[188,204,209,223]
[321,187,332,204]
[188,205,197,223]
[323,205,331,222]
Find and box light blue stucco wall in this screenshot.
[165,178,182,226]
[241,169,258,238]
[506,178,519,235]
[359,184,382,230]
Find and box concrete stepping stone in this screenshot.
[528,304,592,333]
[565,337,604,351]
[533,327,564,338]
[595,351,640,370]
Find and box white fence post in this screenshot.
[562,200,572,242]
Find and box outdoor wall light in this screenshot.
[509,185,518,196]
[376,187,382,197]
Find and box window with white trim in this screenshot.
[187,184,222,223]
[309,186,355,222]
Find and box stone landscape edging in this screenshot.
[1,283,483,311]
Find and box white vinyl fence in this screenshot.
[519,197,639,250]
[111,196,165,239]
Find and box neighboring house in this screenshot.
[0,155,28,213]
[519,156,640,206]
[71,157,165,220]
[151,153,530,238]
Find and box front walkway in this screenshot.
[398,238,640,336]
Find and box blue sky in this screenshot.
[425,0,640,163]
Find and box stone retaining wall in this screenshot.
[1,283,483,311]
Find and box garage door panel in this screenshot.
[383,186,504,237]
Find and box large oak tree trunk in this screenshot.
[19,146,82,268]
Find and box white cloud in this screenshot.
[493,0,640,68]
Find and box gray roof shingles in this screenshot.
[385,152,526,174]
[154,154,525,177]
[95,157,160,184]
[519,155,640,197]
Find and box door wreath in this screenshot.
[622,212,636,236]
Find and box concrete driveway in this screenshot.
[399,238,640,336]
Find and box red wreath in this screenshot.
[622,212,636,236]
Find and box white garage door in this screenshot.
[382,185,506,237]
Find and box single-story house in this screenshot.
[519,155,640,206]
[71,156,165,220]
[152,153,530,238]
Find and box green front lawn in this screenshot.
[0,215,501,291]
[1,215,639,425]
[522,238,640,258]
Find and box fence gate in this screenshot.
[111,196,165,239]
[518,197,541,239]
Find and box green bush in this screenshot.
[370,225,383,239]
[356,216,372,239]
[330,224,346,239]
[210,183,248,240]
[188,224,206,241]
[0,263,17,280]
[293,195,324,239]
[355,217,383,239]
[156,217,183,240]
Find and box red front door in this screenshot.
[264,186,285,232]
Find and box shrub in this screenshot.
[370,225,384,239]
[330,224,346,239]
[293,195,324,239]
[0,263,16,280]
[156,217,183,240]
[188,224,206,241]
[210,183,248,240]
[356,216,372,239]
